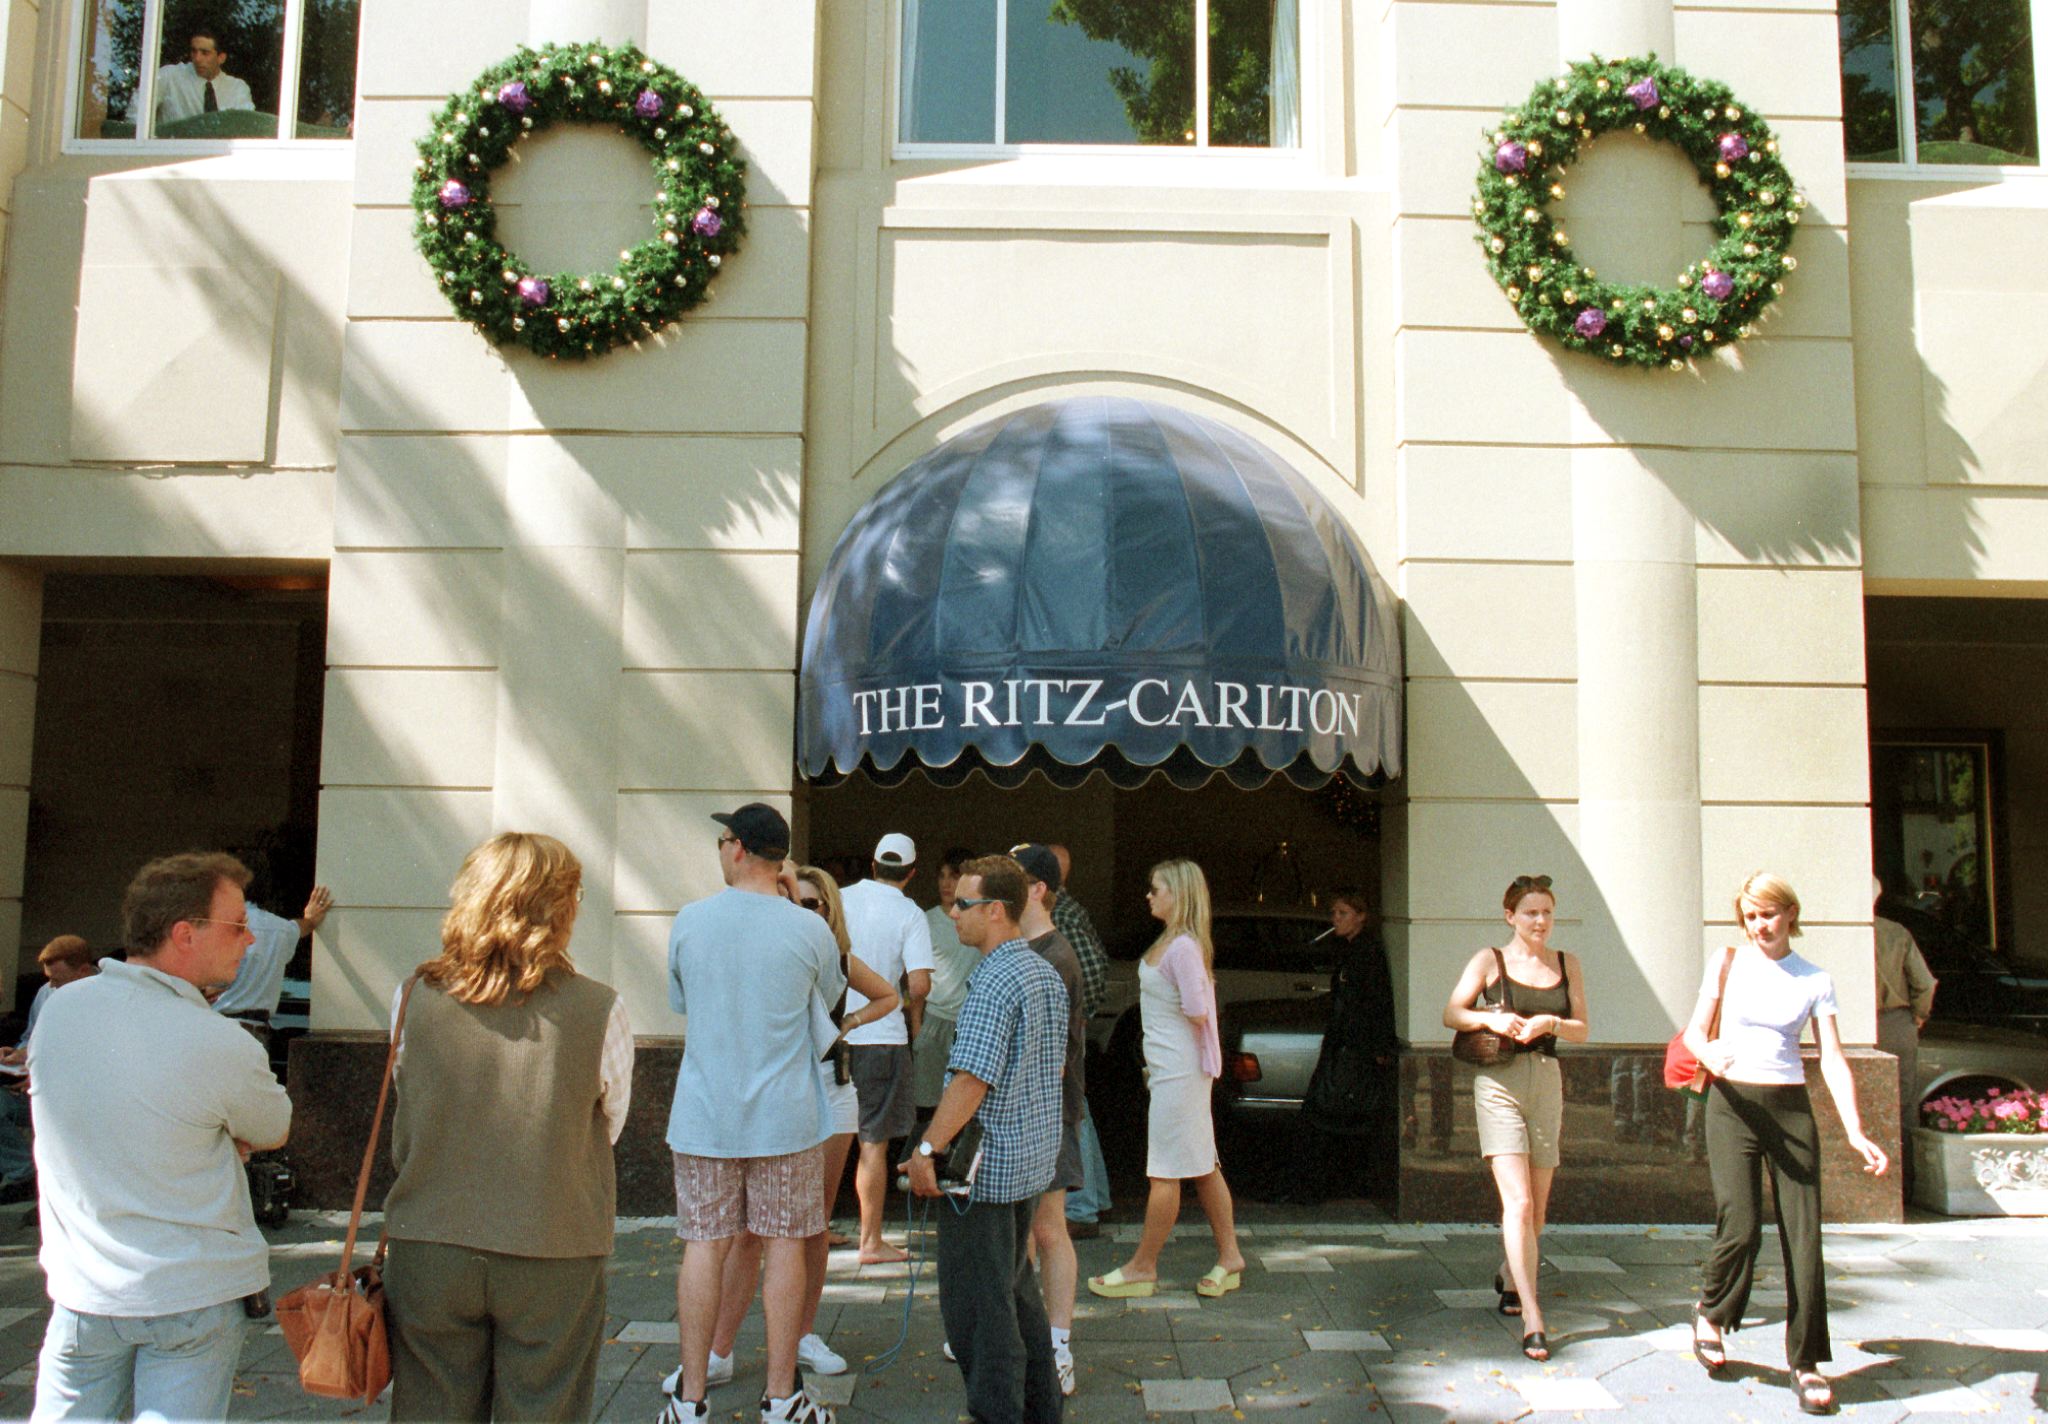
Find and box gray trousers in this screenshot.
[384,1239,607,1423]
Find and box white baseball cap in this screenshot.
[874,833,916,868]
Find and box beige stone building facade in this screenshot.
[0,0,2041,1216]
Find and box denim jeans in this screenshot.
[1064,1102,1110,1224]
[30,1299,247,1422]
[0,1091,33,1185]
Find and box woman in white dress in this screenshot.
[688,865,898,1386]
[1087,858,1245,1300]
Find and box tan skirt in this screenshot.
[1473,1052,1563,1169]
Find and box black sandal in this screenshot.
[1521,1331,1549,1362]
[1691,1309,1726,1374]
[1494,1272,1522,1317]
[1791,1368,1835,1415]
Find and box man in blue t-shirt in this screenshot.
[662,802,846,1424]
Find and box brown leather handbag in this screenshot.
[1451,948,1521,1068]
[277,975,418,1402]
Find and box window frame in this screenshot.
[63,0,347,153]
[1843,0,2048,177]
[890,0,1311,160]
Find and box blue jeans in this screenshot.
[1065,1102,1110,1224]
[31,1300,247,1422]
[0,1091,33,1185]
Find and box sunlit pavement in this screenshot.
[0,1201,2042,1421]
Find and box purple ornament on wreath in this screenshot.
[1679,334,1696,350]
[1701,270,1734,301]
[516,276,551,308]
[437,179,470,209]
[690,207,723,238]
[497,80,532,115]
[634,90,664,120]
[1494,140,1528,174]
[1624,76,1659,111]
[1574,308,1607,339]
[1718,132,1749,162]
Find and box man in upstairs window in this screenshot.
[154,30,255,127]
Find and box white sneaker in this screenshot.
[941,1339,957,1363]
[760,1386,834,1424]
[1055,1345,1076,1397]
[655,1382,707,1423]
[796,1332,847,1375]
[660,1352,733,1398]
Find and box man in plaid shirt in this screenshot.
[903,855,1068,1423]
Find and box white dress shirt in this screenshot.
[211,902,298,1015]
[154,63,254,125]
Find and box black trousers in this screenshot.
[1700,1079,1830,1368]
[936,1195,1063,1424]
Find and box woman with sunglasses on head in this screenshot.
[1442,874,1588,1362]
[1683,872,1887,1417]
[1088,858,1245,1301]
[688,866,900,1389]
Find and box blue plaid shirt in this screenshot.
[946,939,1068,1204]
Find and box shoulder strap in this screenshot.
[340,973,418,1276]
[1489,946,1513,1014]
[1703,947,1736,1039]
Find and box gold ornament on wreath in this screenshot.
[1473,56,1803,370]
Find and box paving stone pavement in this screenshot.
[0,1200,2041,1422]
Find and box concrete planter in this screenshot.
[1910,1127,2048,1216]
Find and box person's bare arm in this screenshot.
[1443,949,1524,1038]
[899,1070,989,1198]
[842,955,900,1032]
[1815,1014,1887,1174]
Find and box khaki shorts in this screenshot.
[672,1145,825,1241]
[1473,1052,1563,1170]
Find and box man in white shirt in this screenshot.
[212,883,331,1051]
[839,833,933,1264]
[153,29,255,127]
[28,852,292,1422]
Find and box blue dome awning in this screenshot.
[799,398,1403,790]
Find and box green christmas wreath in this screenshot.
[412,41,745,360]
[1473,56,1804,370]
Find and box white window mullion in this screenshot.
[135,0,165,140]
[994,0,1008,145]
[1193,0,1209,148]
[275,0,308,138]
[2033,0,2048,163]
[1892,0,1917,165]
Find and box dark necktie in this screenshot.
[203,80,218,113]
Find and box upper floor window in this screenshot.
[898,0,1300,150]
[1840,0,2040,165]
[73,0,359,142]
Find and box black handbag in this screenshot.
[1451,948,1521,1068]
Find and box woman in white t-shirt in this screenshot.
[1681,872,1888,1416]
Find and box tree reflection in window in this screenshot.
[1048,0,1289,147]
[1838,0,2037,164]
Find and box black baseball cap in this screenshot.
[712,803,789,859]
[1009,843,1062,894]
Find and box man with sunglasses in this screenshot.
[903,855,1068,1423]
[664,803,845,1424]
[27,852,292,1422]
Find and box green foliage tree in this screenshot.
[1838,0,2036,161]
[1047,0,1276,145]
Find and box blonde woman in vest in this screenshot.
[382,832,633,1422]
[1087,858,1245,1300]
[1442,874,1589,1363]
[691,866,899,1386]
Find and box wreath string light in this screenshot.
[412,41,745,360]
[1473,55,1804,370]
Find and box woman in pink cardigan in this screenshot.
[1087,857,1245,1299]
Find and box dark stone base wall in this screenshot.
[1396,1046,1904,1223]
[288,1035,1902,1222]
[287,1034,686,1216]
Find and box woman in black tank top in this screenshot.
[1442,875,1590,1363]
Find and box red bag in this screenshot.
[1664,948,1734,1094]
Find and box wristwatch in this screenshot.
[916,1139,937,1159]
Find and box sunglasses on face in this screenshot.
[953,896,999,912]
[799,896,824,913]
